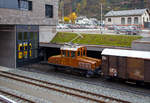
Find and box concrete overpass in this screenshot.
[40,42,131,52]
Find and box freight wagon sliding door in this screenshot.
[108,56,118,76]
[144,60,150,82]
[118,57,126,79]
[127,58,144,81]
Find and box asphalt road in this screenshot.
[57,28,150,37]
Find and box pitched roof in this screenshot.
[105,9,148,17]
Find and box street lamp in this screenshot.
[100,3,103,34]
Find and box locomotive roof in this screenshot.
[60,45,84,51]
[102,48,150,60]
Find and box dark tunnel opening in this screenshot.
[40,47,102,61]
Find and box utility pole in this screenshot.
[101,3,103,26]
[100,3,103,34]
[61,0,64,23]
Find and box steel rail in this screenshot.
[0,89,35,103]
[0,71,131,103]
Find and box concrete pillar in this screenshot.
[39,26,57,43]
[0,25,16,68]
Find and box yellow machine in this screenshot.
[24,42,28,59]
[29,43,32,57]
[18,43,23,59]
[18,42,32,59]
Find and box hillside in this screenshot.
[59,0,150,20]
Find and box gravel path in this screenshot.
[4,68,150,103]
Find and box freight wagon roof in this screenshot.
[102,49,150,59]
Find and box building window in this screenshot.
[134,17,139,24]
[127,17,132,24]
[28,1,32,10]
[0,0,32,10]
[121,18,125,25]
[71,51,75,58]
[108,18,111,22]
[18,0,32,11]
[143,17,145,22]
[45,5,53,18]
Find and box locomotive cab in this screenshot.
[48,44,102,77]
[60,45,87,58]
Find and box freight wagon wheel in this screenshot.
[53,66,58,71]
[95,69,101,76]
[136,81,144,86]
[54,68,58,72]
[105,76,115,82]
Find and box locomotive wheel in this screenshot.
[85,70,94,78]
[53,66,58,71]
[85,73,91,78]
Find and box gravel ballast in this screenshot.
[3,68,149,103]
[0,86,50,103]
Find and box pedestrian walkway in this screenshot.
[0,66,12,72]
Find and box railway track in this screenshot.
[0,71,130,103]
[0,89,34,103]
[22,64,150,97]
[57,70,150,97]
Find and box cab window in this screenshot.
[82,48,86,56]
[77,51,80,56]
[71,51,75,58]
[62,50,66,57]
[67,51,70,57]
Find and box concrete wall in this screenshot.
[0,26,16,68]
[132,42,150,51]
[0,0,59,68]
[39,26,57,43]
[0,0,19,9]
[0,0,58,26]
[0,0,58,43]
[132,38,150,51]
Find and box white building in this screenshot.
[105,9,150,27]
[75,16,90,25]
[75,16,98,25]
